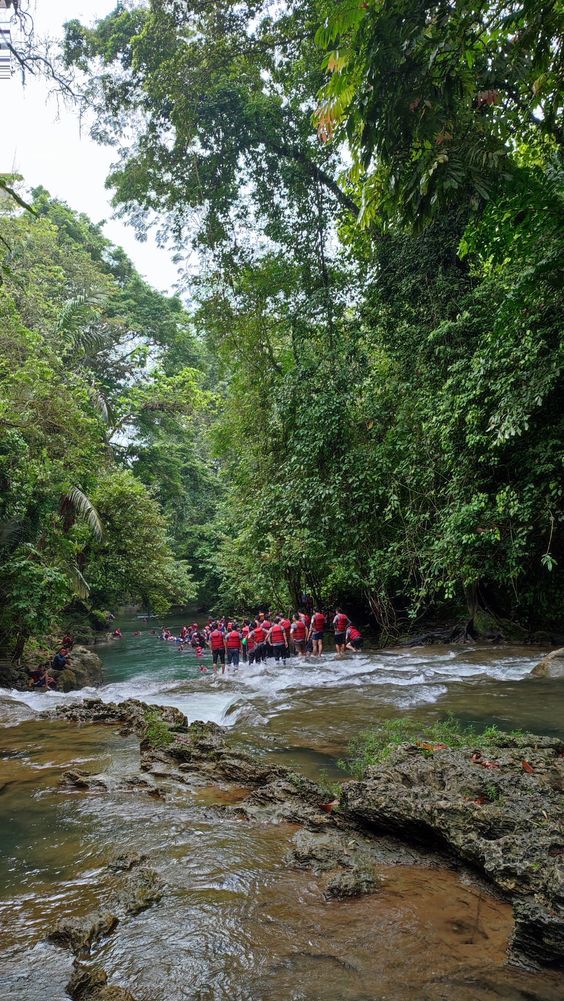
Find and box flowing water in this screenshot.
[1,619,563,1000]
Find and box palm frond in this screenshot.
[56,292,107,334]
[66,561,91,599]
[60,487,104,541]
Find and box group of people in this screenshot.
[28,632,75,690]
[159,609,363,674]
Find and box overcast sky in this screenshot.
[2,1,180,293]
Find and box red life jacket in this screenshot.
[210,629,225,651]
[301,613,311,627]
[247,631,256,650]
[254,626,266,643]
[270,623,285,645]
[312,612,326,631]
[262,619,271,630]
[242,625,250,638]
[348,626,361,641]
[226,630,241,650]
[292,620,306,642]
[281,618,291,631]
[334,613,348,633]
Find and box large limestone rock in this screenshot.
[56,645,104,690]
[531,647,564,678]
[339,735,564,968]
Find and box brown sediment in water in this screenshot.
[1,645,564,1000]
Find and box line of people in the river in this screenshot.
[159,609,363,674]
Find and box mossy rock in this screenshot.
[57,669,79,692]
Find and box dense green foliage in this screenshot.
[1,0,562,668]
[0,185,209,662]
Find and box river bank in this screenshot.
[1,629,563,999]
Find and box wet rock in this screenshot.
[60,769,109,791]
[339,736,564,967]
[57,647,104,692]
[531,648,564,678]
[67,961,137,1001]
[285,830,356,873]
[50,698,187,736]
[512,897,564,968]
[324,866,381,900]
[240,775,333,826]
[47,910,118,956]
[115,866,163,916]
[107,851,146,872]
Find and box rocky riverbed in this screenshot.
[47,697,564,975]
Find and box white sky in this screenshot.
[2,1,180,293]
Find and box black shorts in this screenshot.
[334,632,346,644]
[212,648,225,664]
[350,638,363,650]
[312,631,324,641]
[254,642,266,661]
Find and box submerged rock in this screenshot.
[114,865,163,916]
[107,851,147,872]
[324,866,381,900]
[67,961,137,1001]
[339,736,564,967]
[47,911,118,956]
[531,648,564,679]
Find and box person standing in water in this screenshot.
[332,608,351,655]
[309,607,326,656]
[225,624,242,669]
[266,617,288,665]
[290,613,307,657]
[252,620,267,663]
[209,621,226,674]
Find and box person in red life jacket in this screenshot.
[308,608,326,656]
[209,621,226,673]
[113,627,122,638]
[180,625,188,640]
[252,621,267,663]
[225,625,242,669]
[261,616,272,657]
[280,614,292,647]
[246,627,257,665]
[346,624,363,652]
[241,620,250,663]
[266,617,288,664]
[332,608,351,655]
[290,613,307,656]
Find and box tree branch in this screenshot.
[267,138,359,217]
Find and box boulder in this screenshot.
[67,962,137,1001]
[49,698,187,735]
[531,648,564,679]
[339,736,564,967]
[47,910,118,956]
[57,646,104,690]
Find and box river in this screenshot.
[1,619,563,1000]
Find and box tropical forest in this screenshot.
[0,2,563,999]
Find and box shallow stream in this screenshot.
[1,620,563,1000]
